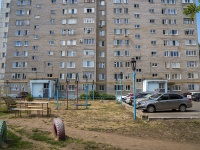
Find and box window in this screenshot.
[187,61,197,67]
[83,50,94,56]
[124,40,129,45]
[163,30,168,35]
[14,41,23,46]
[149,0,154,2]
[151,51,157,56]
[152,73,157,77]
[67,40,76,45]
[15,30,24,36]
[99,52,105,57]
[114,29,123,35]
[99,85,105,91]
[185,40,196,45]
[84,0,95,3]
[184,29,194,35]
[114,50,123,56]
[125,85,130,91]
[152,63,158,67]
[150,19,155,23]
[34,25,39,29]
[124,8,128,13]
[99,63,105,68]
[83,61,94,67]
[114,62,123,67]
[99,1,105,5]
[12,73,20,79]
[114,19,123,24]
[183,18,194,24]
[68,29,76,35]
[182,0,194,3]
[84,18,95,23]
[99,74,105,80]
[49,41,54,45]
[151,41,156,45]
[135,34,140,38]
[188,72,198,79]
[114,8,122,14]
[170,40,179,46]
[18,0,26,5]
[186,50,197,56]
[124,18,129,24]
[171,51,180,57]
[6,3,10,8]
[165,74,170,79]
[169,19,176,24]
[84,28,94,34]
[12,62,21,68]
[134,14,140,18]
[172,85,181,91]
[60,62,65,68]
[16,20,24,26]
[135,25,140,29]
[114,73,123,80]
[84,8,95,13]
[125,50,130,56]
[114,40,123,46]
[125,62,130,67]
[99,41,105,46]
[62,29,66,35]
[68,8,77,14]
[100,30,105,36]
[48,51,54,55]
[84,39,94,45]
[69,0,78,4]
[134,4,139,8]
[68,19,77,24]
[47,74,52,77]
[162,19,167,24]
[113,0,122,3]
[188,84,199,91]
[24,41,29,46]
[168,9,177,15]
[164,51,169,57]
[172,74,181,79]
[67,51,76,56]
[171,62,180,68]
[50,30,54,35]
[149,9,154,13]
[150,30,156,34]
[66,62,76,68]
[51,0,56,4]
[34,35,39,39]
[33,46,38,50]
[60,73,65,80]
[135,45,140,49]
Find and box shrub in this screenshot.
[26,93,34,101]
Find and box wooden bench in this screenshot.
[27,106,51,115]
[10,108,44,117]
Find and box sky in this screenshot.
[0,0,199,43]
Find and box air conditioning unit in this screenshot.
[124,34,129,37]
[79,39,83,43]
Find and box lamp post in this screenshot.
[115,78,118,103]
[120,72,123,107]
[83,74,88,109]
[6,80,8,96]
[92,80,94,100]
[48,80,50,100]
[55,78,59,110]
[66,79,69,110]
[131,58,137,119]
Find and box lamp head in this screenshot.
[131,58,136,71]
[120,72,123,79]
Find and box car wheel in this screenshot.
[147,105,155,113]
[179,105,186,112]
[172,109,176,111]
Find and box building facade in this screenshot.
[3,0,200,98]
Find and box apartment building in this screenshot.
[3,0,199,98]
[0,0,11,94]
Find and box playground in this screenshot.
[0,99,200,150]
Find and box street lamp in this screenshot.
[92,80,94,100]
[115,78,118,103]
[48,80,50,100]
[6,80,9,96]
[131,58,137,119]
[83,74,88,109]
[120,72,123,107]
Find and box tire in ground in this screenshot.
[53,118,66,140]
[0,120,7,147]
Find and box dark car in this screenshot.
[137,93,192,113]
[16,92,29,98]
[191,93,200,101]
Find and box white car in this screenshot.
[117,93,133,102]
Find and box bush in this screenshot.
[79,94,86,99]
[89,90,100,99]
[26,93,34,101]
[99,93,115,100]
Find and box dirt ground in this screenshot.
[1,99,200,150]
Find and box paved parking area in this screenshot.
[123,101,200,120]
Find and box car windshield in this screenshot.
[149,93,162,99]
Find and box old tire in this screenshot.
[0,120,7,147]
[53,118,65,140]
[147,105,155,113]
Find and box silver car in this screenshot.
[137,93,192,113]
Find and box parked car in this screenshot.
[183,92,200,99]
[16,92,29,98]
[117,93,133,102]
[191,93,200,101]
[137,93,192,113]
[126,92,154,105]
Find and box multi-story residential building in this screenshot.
[0,0,11,95]
[3,0,199,98]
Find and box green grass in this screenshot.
[5,130,33,150]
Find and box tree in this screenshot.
[183,0,200,19]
